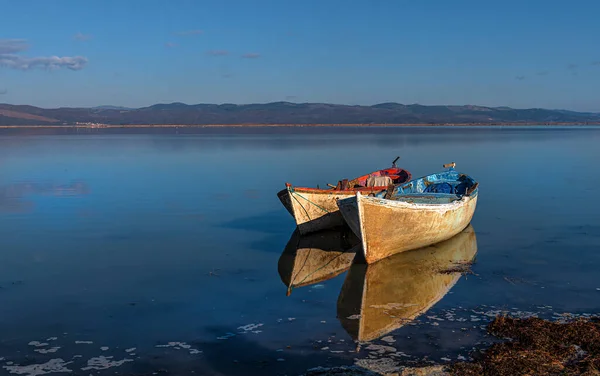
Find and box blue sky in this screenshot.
[0,0,599,111]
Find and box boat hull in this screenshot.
[337,192,478,264]
[278,188,386,235]
[277,167,411,235]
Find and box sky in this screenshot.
[0,0,599,111]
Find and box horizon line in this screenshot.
[1,101,598,113]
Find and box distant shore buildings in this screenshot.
[74,122,107,128]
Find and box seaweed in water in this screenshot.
[439,261,475,276]
[450,316,600,376]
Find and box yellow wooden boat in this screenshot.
[337,163,478,264]
[277,158,411,235]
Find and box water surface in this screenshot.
[1,126,599,375]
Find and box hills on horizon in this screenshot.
[1,102,599,126]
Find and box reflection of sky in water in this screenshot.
[0,127,599,375]
[0,181,89,213]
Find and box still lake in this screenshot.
[1,126,599,375]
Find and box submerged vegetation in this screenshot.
[302,315,600,376]
[450,316,600,376]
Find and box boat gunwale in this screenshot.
[385,168,479,205]
[285,168,412,195]
[357,190,478,211]
[396,168,470,189]
[288,186,390,194]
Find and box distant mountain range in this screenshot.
[1,102,599,126]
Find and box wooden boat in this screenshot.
[337,225,477,343]
[277,157,411,235]
[278,226,360,296]
[337,163,478,264]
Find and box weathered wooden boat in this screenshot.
[278,226,360,296]
[337,163,478,264]
[337,225,477,343]
[277,157,411,235]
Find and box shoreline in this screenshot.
[302,315,600,376]
[1,122,600,129]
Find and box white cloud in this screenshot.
[0,38,87,71]
[0,54,87,70]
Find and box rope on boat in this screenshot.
[289,189,313,220]
[287,186,331,215]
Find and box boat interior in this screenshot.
[337,168,410,190]
[375,171,478,204]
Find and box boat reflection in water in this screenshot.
[278,226,360,296]
[337,225,477,343]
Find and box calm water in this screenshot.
[1,126,599,375]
